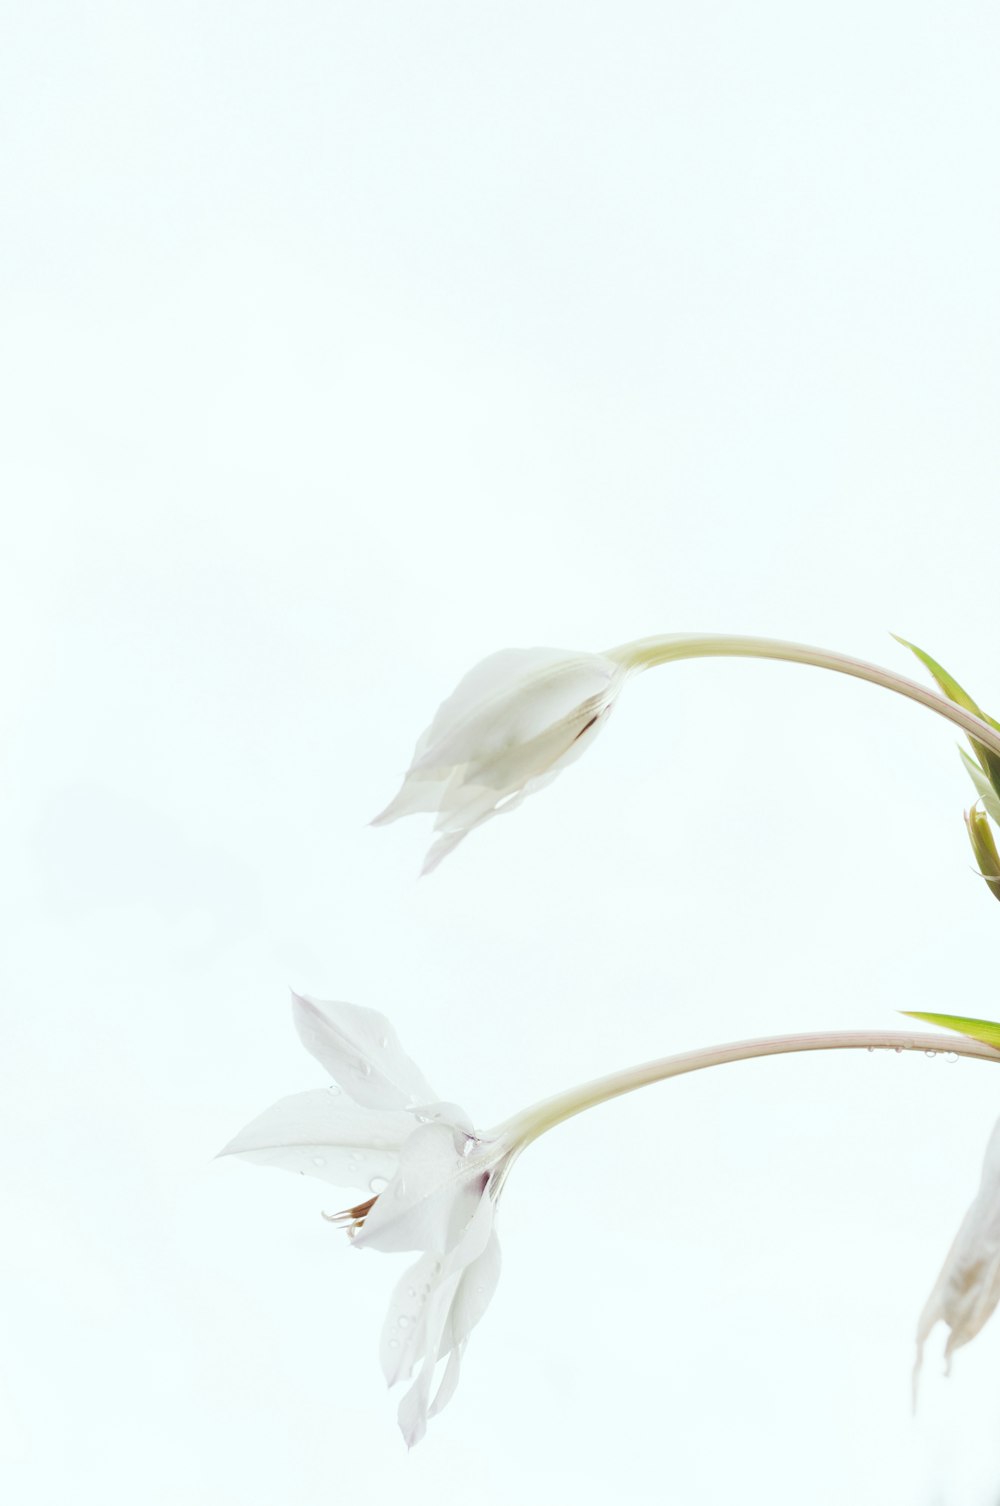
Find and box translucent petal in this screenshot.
[411,651,621,774]
[353,1121,483,1255]
[447,1228,502,1351]
[915,1116,1000,1390]
[217,1089,411,1188]
[291,992,438,1110]
[421,826,472,876]
[380,1252,441,1386]
[427,1345,462,1419]
[370,774,450,827]
[379,1199,499,1389]
[393,1195,495,1446]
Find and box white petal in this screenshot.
[291,992,438,1110]
[393,1195,496,1446]
[217,1090,411,1188]
[411,650,621,774]
[427,1345,463,1419]
[446,1228,502,1352]
[380,1251,441,1386]
[380,1202,499,1388]
[370,773,450,827]
[421,827,472,875]
[915,1116,1000,1391]
[353,1121,483,1255]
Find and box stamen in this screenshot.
[322,1193,377,1236]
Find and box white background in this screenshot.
[4,2,1000,1502]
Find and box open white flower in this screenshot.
[219,992,518,1447]
[372,647,629,873]
[914,1115,1000,1393]
[224,1003,1000,1444]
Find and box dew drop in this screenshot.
[894,1046,903,1054]
[312,1156,327,1167]
[388,1338,399,1349]
[327,1084,342,1095]
[350,1150,364,1162]
[406,1286,417,1298]
[924,1050,937,1059]
[475,1284,485,1295]
[379,1035,389,1048]
[866,1046,875,1053]
[946,1051,959,1064]
[370,1176,388,1194]
[398,1316,410,1328]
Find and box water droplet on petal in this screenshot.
[924,1050,937,1059]
[327,1084,341,1095]
[945,1051,959,1064]
[406,1286,417,1298]
[312,1156,326,1167]
[350,1150,364,1162]
[379,1035,389,1048]
[388,1339,399,1349]
[370,1176,388,1194]
[866,1046,875,1053]
[398,1316,410,1327]
[894,1046,903,1054]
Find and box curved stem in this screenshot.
[608,633,1000,758]
[497,1028,1000,1147]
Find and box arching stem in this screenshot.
[609,633,1000,757]
[497,1028,1000,1147]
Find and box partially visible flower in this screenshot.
[372,647,629,873]
[914,1115,1000,1395]
[219,992,518,1447]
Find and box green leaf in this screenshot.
[893,635,990,719]
[894,635,1000,800]
[901,1010,1000,1051]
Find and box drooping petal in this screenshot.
[427,1344,463,1420]
[425,1228,503,1421]
[352,1121,483,1255]
[373,649,628,871]
[393,1193,496,1447]
[380,1250,442,1386]
[409,650,623,775]
[217,1089,412,1189]
[444,1227,502,1353]
[291,992,438,1111]
[371,773,450,827]
[915,1116,1000,1391]
[378,1218,501,1389]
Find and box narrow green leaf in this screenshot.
[901,1010,1000,1050]
[893,635,989,718]
[894,635,1000,797]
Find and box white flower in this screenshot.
[372,646,629,873]
[220,992,519,1447]
[914,1115,1000,1394]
